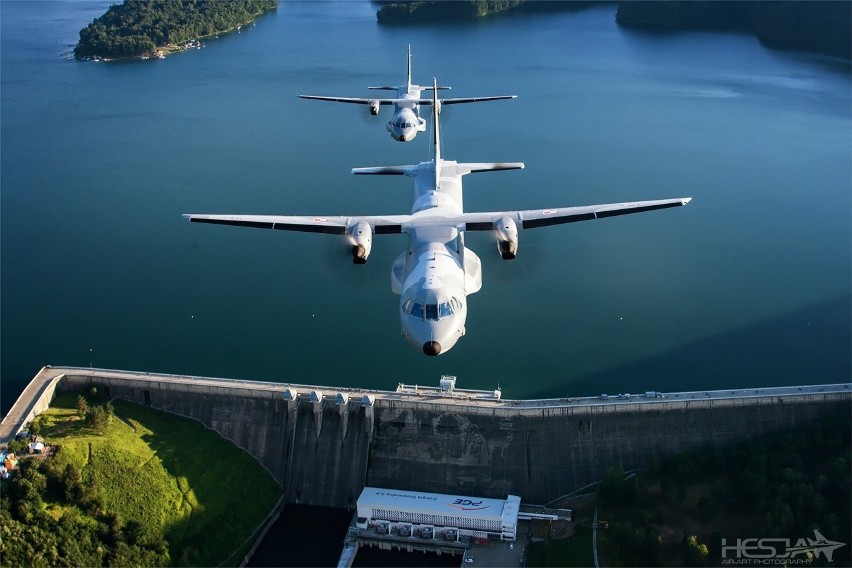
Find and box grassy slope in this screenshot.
[40,393,282,566]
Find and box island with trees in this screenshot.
[376,0,851,59]
[74,0,278,61]
[377,1,595,23]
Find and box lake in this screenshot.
[2,1,850,415]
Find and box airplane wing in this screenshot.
[183,197,690,236]
[182,214,409,234]
[417,95,517,105]
[428,198,692,231]
[298,95,399,106]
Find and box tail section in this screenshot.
[407,44,412,89]
[371,46,451,92]
[432,77,442,183]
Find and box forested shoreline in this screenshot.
[74,0,277,60]
[376,1,851,59]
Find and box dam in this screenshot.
[2,366,849,507]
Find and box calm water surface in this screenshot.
[2,1,850,414]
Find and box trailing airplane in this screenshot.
[184,79,691,357]
[299,46,515,142]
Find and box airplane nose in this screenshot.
[399,135,406,141]
[422,341,442,356]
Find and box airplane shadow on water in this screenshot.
[528,294,852,399]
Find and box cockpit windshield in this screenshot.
[402,297,463,321]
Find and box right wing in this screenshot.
[447,198,693,231]
[182,214,409,234]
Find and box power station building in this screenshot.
[355,487,521,542]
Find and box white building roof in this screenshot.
[357,487,510,523]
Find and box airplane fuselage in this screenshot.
[386,87,428,142]
[394,161,478,355]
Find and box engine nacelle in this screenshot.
[494,216,518,260]
[435,100,442,115]
[369,100,380,115]
[348,221,372,264]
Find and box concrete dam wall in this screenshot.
[9,367,850,508]
[365,395,849,502]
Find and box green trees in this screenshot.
[85,401,114,434]
[0,452,170,567]
[598,412,851,566]
[682,534,709,567]
[377,0,524,23]
[74,0,278,59]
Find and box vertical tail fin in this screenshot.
[406,44,412,89]
[432,77,441,183]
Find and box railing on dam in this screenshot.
[3,366,851,442]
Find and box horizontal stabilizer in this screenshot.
[351,166,414,176]
[459,162,525,174]
[367,86,400,91]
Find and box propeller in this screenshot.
[315,235,373,289]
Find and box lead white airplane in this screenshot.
[299,46,516,142]
[184,79,691,356]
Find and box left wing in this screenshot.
[182,214,408,234]
[298,95,399,106]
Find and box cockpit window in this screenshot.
[439,302,454,318]
[406,300,456,321]
[424,304,438,320]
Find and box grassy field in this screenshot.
[39,392,282,566]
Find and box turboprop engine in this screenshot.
[494,216,518,260]
[348,221,372,264]
[369,100,380,115]
[434,100,442,115]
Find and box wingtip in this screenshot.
[182,214,191,221]
[682,197,693,205]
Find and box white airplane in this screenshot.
[299,46,516,142]
[184,79,691,356]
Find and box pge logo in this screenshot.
[449,499,488,511]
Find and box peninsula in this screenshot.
[74,0,277,61]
